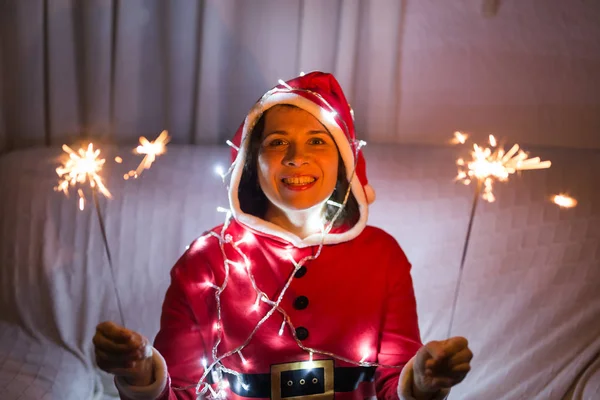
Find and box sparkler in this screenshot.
[54,132,171,326]
[54,143,125,326]
[126,130,171,179]
[447,133,552,337]
[455,134,552,203]
[54,143,112,208]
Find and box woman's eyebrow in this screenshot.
[263,130,288,138]
[263,129,328,137]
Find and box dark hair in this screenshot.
[238,105,360,228]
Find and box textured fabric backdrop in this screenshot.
[1,0,600,153]
[0,144,598,399]
[1,1,600,399]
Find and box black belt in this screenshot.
[207,364,376,398]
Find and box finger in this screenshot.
[95,347,145,368]
[449,363,471,374]
[97,321,132,343]
[443,337,469,355]
[430,363,471,385]
[447,347,473,368]
[96,356,141,378]
[423,340,448,362]
[430,376,455,389]
[426,337,469,366]
[127,331,149,350]
[93,331,141,354]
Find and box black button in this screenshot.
[296,327,309,340]
[295,266,307,278]
[293,296,309,310]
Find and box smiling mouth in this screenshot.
[282,176,316,185]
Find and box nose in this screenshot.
[283,143,309,167]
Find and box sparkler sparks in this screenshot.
[128,130,171,178]
[452,131,468,144]
[455,134,552,202]
[54,144,112,209]
[448,132,553,337]
[552,194,577,208]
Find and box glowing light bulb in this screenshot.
[282,249,301,269]
[225,140,239,151]
[282,248,292,260]
[306,352,315,370]
[251,296,261,311]
[204,281,219,290]
[278,320,286,336]
[326,199,343,208]
[322,110,338,125]
[226,260,246,273]
[358,341,372,364]
[235,231,253,246]
[215,165,225,178]
[238,351,248,365]
[278,79,293,90]
[201,358,208,368]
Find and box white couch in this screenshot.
[0,144,598,399]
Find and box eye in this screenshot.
[266,138,286,147]
[309,137,326,145]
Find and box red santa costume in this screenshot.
[115,72,449,400]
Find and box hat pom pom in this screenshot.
[364,184,376,204]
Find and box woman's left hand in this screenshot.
[412,336,473,396]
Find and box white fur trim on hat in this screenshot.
[228,91,369,247]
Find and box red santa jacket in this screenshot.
[114,72,433,399]
[116,218,422,400]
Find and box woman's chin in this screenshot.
[278,198,328,213]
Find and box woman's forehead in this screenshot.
[262,105,329,135]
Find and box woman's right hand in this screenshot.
[93,321,155,386]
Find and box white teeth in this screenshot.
[283,176,315,185]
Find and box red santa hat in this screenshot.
[228,71,374,247]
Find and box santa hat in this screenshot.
[228,71,374,247]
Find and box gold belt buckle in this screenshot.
[270,359,334,400]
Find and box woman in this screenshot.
[94,72,472,400]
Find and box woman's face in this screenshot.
[257,105,339,214]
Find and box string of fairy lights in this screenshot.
[180,133,406,399]
[53,81,578,399]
